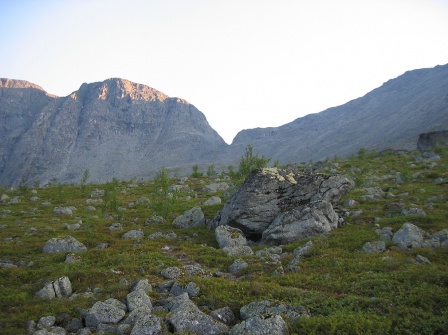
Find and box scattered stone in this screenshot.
[161,267,182,280]
[126,289,152,312]
[65,253,81,263]
[256,246,283,261]
[37,316,56,329]
[215,225,248,249]
[130,314,163,335]
[85,206,96,211]
[166,293,228,335]
[147,231,177,239]
[90,189,105,198]
[130,279,152,293]
[375,227,394,241]
[343,199,357,207]
[222,245,254,257]
[183,263,207,277]
[42,236,87,254]
[210,306,236,327]
[96,243,109,249]
[62,222,81,230]
[230,313,288,335]
[53,207,76,215]
[36,277,72,299]
[145,215,166,225]
[203,196,222,206]
[84,299,126,329]
[122,229,144,239]
[393,223,425,249]
[239,300,311,320]
[170,282,201,298]
[229,259,248,274]
[416,255,431,264]
[361,241,386,254]
[293,241,313,258]
[172,207,205,228]
[0,194,10,203]
[109,222,123,231]
[203,182,229,193]
[401,207,427,216]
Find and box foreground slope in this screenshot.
[230,64,448,162]
[0,78,227,185]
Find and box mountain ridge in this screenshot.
[1,63,447,186]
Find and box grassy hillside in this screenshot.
[0,149,447,334]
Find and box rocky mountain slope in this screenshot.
[230,64,448,163]
[1,64,447,186]
[0,78,227,185]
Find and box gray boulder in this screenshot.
[172,207,205,228]
[130,315,163,335]
[126,289,152,312]
[161,267,182,280]
[361,241,386,254]
[230,314,288,335]
[222,245,254,257]
[210,306,236,326]
[203,182,229,192]
[213,168,353,243]
[130,279,152,293]
[42,236,87,254]
[203,196,222,206]
[53,206,76,215]
[166,293,228,335]
[239,300,310,321]
[393,223,426,248]
[84,299,126,328]
[36,277,72,300]
[215,225,248,248]
[122,229,144,239]
[229,259,249,274]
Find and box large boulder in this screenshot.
[211,168,354,244]
[42,236,87,253]
[393,223,426,248]
[84,299,127,328]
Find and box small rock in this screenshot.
[229,259,248,274]
[37,316,56,329]
[161,267,182,280]
[126,289,153,312]
[416,255,431,264]
[109,222,123,231]
[42,236,87,254]
[172,207,205,228]
[203,196,222,206]
[361,241,386,254]
[122,229,144,239]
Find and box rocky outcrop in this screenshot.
[417,130,448,151]
[0,78,227,186]
[211,167,354,244]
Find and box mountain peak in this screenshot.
[72,78,170,103]
[0,78,56,97]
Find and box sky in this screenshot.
[1,0,448,144]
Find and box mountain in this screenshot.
[1,64,447,186]
[0,78,227,185]
[229,64,448,163]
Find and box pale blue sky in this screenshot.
[2,0,448,143]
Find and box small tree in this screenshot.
[191,165,203,178]
[80,168,90,190]
[206,165,216,177]
[238,145,271,179]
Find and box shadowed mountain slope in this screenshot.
[229,64,448,163]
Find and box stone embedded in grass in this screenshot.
[42,236,87,254]
[215,225,248,249]
[130,279,152,293]
[36,276,72,299]
[161,267,182,280]
[416,255,431,264]
[230,313,288,335]
[228,259,248,273]
[222,245,254,257]
[122,229,144,239]
[203,182,229,193]
[172,207,205,228]
[393,223,425,248]
[54,206,76,215]
[361,241,387,254]
[203,196,222,206]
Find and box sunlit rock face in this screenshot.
[0,78,227,185]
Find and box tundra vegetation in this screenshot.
[0,148,447,334]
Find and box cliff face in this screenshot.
[0,78,227,185]
[229,64,448,163]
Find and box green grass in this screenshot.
[0,150,447,334]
